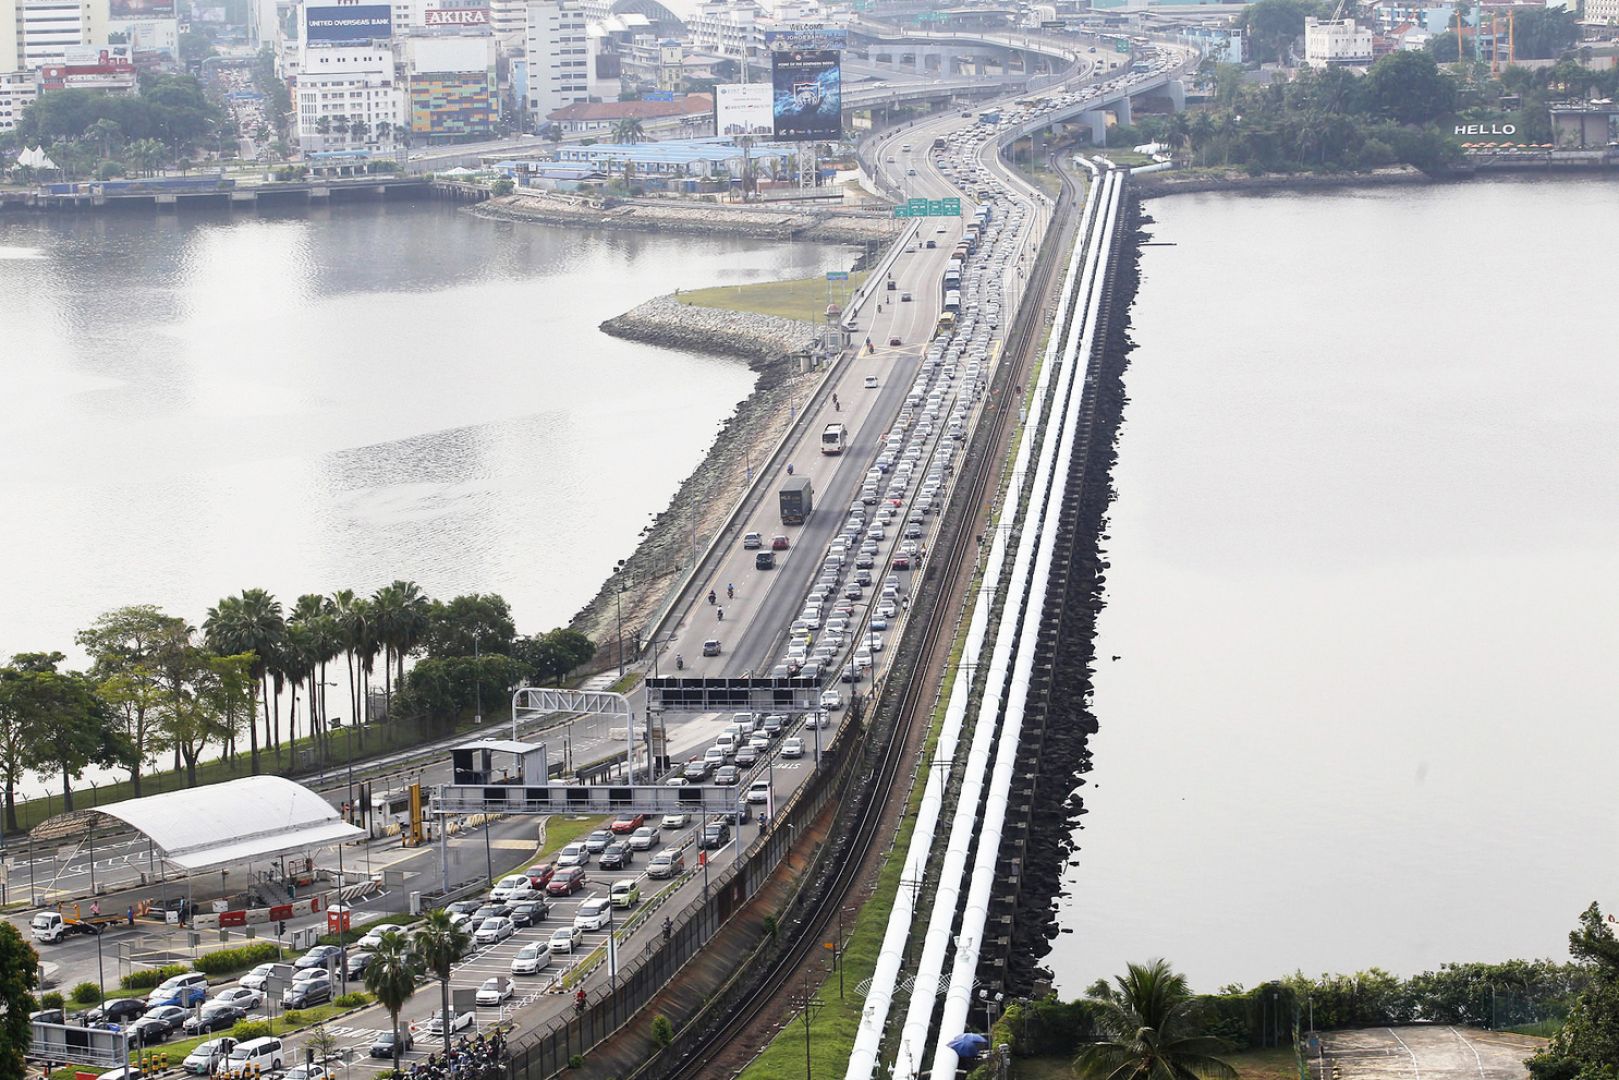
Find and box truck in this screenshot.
[31,900,151,943]
[779,477,814,525]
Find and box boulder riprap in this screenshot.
[599,293,818,368]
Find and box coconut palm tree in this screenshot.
[412,909,471,1058]
[1073,959,1238,1080]
[364,929,419,1073]
[372,581,431,704]
[202,589,284,773]
[612,116,646,144]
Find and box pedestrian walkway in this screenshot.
[580,673,617,692]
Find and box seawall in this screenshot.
[474,191,893,245]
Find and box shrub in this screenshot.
[651,1015,673,1049]
[120,963,189,990]
[334,992,370,1008]
[568,1055,585,1069]
[231,1019,274,1040]
[282,1010,307,1027]
[195,941,282,976]
[39,991,65,1011]
[491,178,515,196]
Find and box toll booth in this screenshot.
[450,739,549,786]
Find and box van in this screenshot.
[715,732,739,754]
[226,1037,285,1073]
[647,848,686,879]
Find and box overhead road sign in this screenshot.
[646,676,823,713]
[892,197,961,218]
[826,270,850,281]
[436,782,742,817]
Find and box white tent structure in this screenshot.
[17,146,58,170]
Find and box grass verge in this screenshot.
[678,271,869,323]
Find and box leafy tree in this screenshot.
[364,930,419,1072]
[391,654,529,729]
[1529,904,1619,1080]
[422,594,517,660]
[412,909,471,1058]
[1072,959,1238,1080]
[1426,31,1461,63]
[1511,8,1580,60]
[0,922,40,1075]
[1240,0,1315,65]
[513,628,596,684]
[0,666,34,831]
[1363,50,1457,125]
[10,654,124,811]
[76,605,186,796]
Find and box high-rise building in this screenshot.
[406,34,496,136]
[296,45,403,150]
[0,67,39,130]
[1,0,110,71]
[524,0,588,125]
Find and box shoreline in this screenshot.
[473,191,896,245]
[1133,164,1433,196]
[567,294,823,650]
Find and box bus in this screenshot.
[943,289,961,313]
[936,311,957,335]
[821,423,847,455]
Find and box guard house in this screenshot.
[451,739,550,787]
[1550,101,1619,149]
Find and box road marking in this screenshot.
[1448,1027,1487,1080]
[1386,1028,1422,1080]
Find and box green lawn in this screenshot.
[678,271,869,323]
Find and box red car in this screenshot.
[546,866,586,896]
[524,863,555,889]
[610,813,646,834]
[771,535,790,551]
[892,554,912,570]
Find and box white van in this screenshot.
[226,1037,285,1073]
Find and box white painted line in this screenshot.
[1387,1028,1422,1080]
[1449,1027,1487,1080]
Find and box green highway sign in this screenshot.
[825,270,849,281]
[892,197,963,218]
[942,197,961,215]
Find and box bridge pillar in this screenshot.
[1115,94,1133,128]
[1077,110,1108,145]
[1165,78,1186,112]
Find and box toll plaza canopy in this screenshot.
[31,775,364,873]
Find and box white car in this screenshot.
[573,897,613,932]
[549,925,583,954]
[510,943,547,975]
[474,916,515,945]
[490,875,535,902]
[820,688,843,710]
[781,737,804,759]
[238,963,276,991]
[211,986,262,1011]
[427,1010,474,1036]
[628,826,658,851]
[660,813,688,830]
[746,780,771,805]
[556,842,590,868]
[475,978,515,1006]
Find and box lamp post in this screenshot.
[613,561,628,677]
[474,636,482,725]
[978,988,1004,1031]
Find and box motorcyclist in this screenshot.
[575,988,587,1012]
[675,654,683,670]
[726,583,734,599]
[707,589,716,605]
[717,607,724,621]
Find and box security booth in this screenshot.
[450,739,550,786]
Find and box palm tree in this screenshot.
[372,581,430,705]
[412,909,471,1058]
[612,116,646,144]
[1073,959,1238,1080]
[202,590,284,774]
[364,930,419,1073]
[330,590,367,745]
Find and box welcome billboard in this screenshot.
[715,83,774,136]
[305,4,392,44]
[770,50,841,142]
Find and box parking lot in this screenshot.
[1311,1027,1538,1080]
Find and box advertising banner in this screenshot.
[424,7,489,25]
[61,44,134,68]
[771,51,841,142]
[305,4,393,44]
[714,82,773,136]
[109,0,175,17]
[764,27,848,52]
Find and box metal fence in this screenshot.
[505,696,870,1079]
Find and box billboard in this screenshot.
[61,44,134,68]
[771,51,841,142]
[424,6,489,25]
[305,4,392,44]
[110,0,175,16]
[764,27,848,52]
[715,82,773,137]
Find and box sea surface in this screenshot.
[1049,176,1619,992]
[0,201,851,683]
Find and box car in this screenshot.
[610,813,646,834]
[294,945,343,971]
[547,865,586,896]
[345,951,375,979]
[282,1064,333,1080]
[647,848,686,879]
[926,239,938,248]
[556,842,590,868]
[183,1037,237,1074]
[369,1029,414,1059]
[211,986,262,1011]
[870,615,889,631]
[821,688,843,710]
[524,863,556,889]
[89,997,147,1024]
[355,926,391,950]
[782,737,804,759]
[509,899,549,927]
[574,897,614,931]
[427,1010,474,1035]
[804,711,829,729]
[472,903,512,922]
[141,1004,190,1034]
[30,1008,64,1025]
[735,745,760,768]
[771,534,790,550]
[888,337,902,347]
[490,874,536,901]
[660,813,688,830]
[147,972,209,1007]
[746,780,771,806]
[447,899,484,917]
[701,819,732,848]
[476,977,515,1006]
[183,1003,245,1035]
[283,974,332,1008]
[682,759,713,781]
[702,638,722,657]
[610,880,641,909]
[901,292,913,302]
[126,1016,172,1046]
[761,715,784,737]
[599,841,633,870]
[742,531,762,549]
[474,916,515,945]
[665,775,689,787]
[628,825,658,851]
[755,551,776,570]
[864,375,879,389]
[892,554,911,570]
[583,829,614,854]
[713,764,740,786]
[510,942,548,975]
[548,925,584,954]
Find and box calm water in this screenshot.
[1050,177,1619,992]
[0,202,851,672]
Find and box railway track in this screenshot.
[658,143,1084,1080]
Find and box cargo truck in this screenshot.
[31,900,151,943]
[779,477,814,525]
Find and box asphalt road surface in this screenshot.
[1312,1027,1537,1080]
